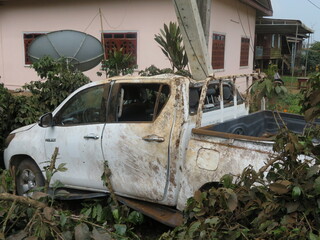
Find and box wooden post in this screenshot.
[99,8,107,61]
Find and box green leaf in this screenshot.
[91,228,112,240]
[112,209,119,221]
[292,186,302,199]
[307,165,320,179]
[225,188,238,211]
[286,202,300,213]
[60,212,67,227]
[96,204,103,222]
[83,208,92,217]
[188,221,201,238]
[275,85,281,94]
[57,163,68,172]
[309,231,320,240]
[204,217,219,226]
[74,223,90,240]
[221,174,233,188]
[280,85,288,93]
[92,205,97,219]
[114,224,127,236]
[128,211,144,225]
[314,176,320,194]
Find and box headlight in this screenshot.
[4,133,15,149]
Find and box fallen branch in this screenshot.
[0,193,48,209]
[258,155,281,175]
[44,147,59,193]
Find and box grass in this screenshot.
[266,75,304,115]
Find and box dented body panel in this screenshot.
[177,133,273,210]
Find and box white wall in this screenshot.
[0,0,256,91]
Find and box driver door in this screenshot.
[44,83,109,190]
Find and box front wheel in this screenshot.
[15,159,45,197]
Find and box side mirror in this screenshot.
[39,112,53,128]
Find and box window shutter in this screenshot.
[212,34,225,70]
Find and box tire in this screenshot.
[15,159,45,197]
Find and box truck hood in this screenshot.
[11,123,37,134]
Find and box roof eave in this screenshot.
[240,0,273,16]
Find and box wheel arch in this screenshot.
[9,155,42,176]
[13,155,46,196]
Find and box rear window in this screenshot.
[189,82,243,115]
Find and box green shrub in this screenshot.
[301,72,320,122]
[0,56,90,152]
[154,22,188,72]
[99,48,137,77]
[161,125,320,240]
[25,56,90,113]
[139,65,191,77]
[0,84,15,152]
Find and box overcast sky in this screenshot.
[270,0,320,42]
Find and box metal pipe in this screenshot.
[304,33,311,76]
[291,24,298,84]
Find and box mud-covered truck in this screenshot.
[3,0,309,227]
[4,74,315,226]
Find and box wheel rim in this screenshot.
[19,169,37,196]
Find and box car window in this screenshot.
[189,82,243,114]
[54,84,108,125]
[114,83,170,122]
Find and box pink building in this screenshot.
[0,0,272,90]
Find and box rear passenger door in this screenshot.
[102,82,175,201]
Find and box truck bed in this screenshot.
[193,111,319,141]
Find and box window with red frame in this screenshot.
[102,32,137,64]
[23,33,45,64]
[240,37,250,67]
[212,33,225,70]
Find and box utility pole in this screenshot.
[173,0,212,80]
[196,0,211,47]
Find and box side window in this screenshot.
[54,85,107,125]
[116,84,170,122]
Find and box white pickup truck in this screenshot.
[4,74,311,226]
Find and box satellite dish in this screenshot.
[28,30,104,72]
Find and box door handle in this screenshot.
[142,134,165,143]
[84,134,99,140]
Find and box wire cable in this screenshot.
[83,12,99,32]
[246,6,255,54]
[236,4,254,53]
[307,0,320,10]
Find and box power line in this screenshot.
[307,0,320,10]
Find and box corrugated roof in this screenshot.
[256,18,314,38]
